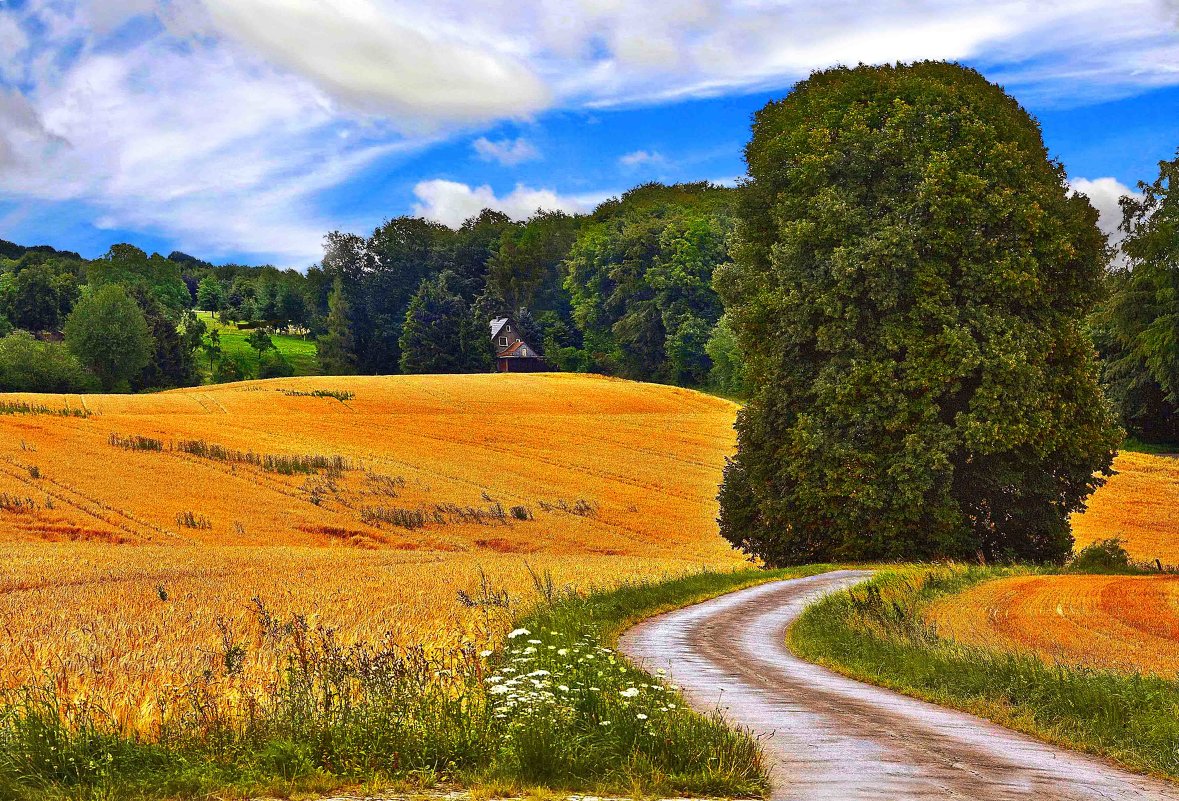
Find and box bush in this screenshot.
[1067,538,1143,574]
[257,351,294,379]
[0,331,97,393]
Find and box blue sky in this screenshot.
[1,1,1177,268]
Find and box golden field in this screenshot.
[0,373,745,732]
[926,574,1179,677]
[927,451,1179,678]
[1072,450,1179,565]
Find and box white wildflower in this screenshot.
[508,628,531,639]
[636,713,648,720]
[620,687,640,698]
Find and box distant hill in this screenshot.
[0,238,82,261]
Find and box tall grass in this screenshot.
[789,565,1179,779]
[0,566,827,800]
[0,402,90,419]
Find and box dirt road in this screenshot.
[619,570,1179,800]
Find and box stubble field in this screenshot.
[927,451,1179,677]
[0,373,744,733]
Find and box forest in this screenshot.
[0,160,1175,448]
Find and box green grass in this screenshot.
[0,565,829,800]
[789,565,1179,780]
[196,311,320,379]
[1120,437,1178,455]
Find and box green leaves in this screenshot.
[721,62,1120,565]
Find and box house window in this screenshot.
[498,337,508,347]
[520,348,528,356]
[505,325,511,333]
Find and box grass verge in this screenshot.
[789,564,1179,779]
[0,565,829,800]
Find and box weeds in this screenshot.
[0,567,817,800]
[538,498,598,517]
[176,439,354,475]
[0,494,38,514]
[278,389,355,402]
[0,402,90,419]
[175,512,213,530]
[108,433,165,452]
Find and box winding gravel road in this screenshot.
[619,570,1179,800]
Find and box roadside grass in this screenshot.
[789,564,1179,780]
[0,565,829,801]
[196,311,320,378]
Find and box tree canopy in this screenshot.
[718,62,1120,566]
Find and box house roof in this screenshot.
[499,339,543,359]
[490,317,510,339]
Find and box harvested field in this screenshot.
[1072,451,1179,565]
[925,574,1179,677]
[0,373,744,733]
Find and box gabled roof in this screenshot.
[500,339,542,359]
[490,317,510,339]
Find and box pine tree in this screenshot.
[317,278,357,375]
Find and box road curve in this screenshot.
[619,570,1179,801]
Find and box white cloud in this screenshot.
[3,0,1179,264]
[196,0,550,125]
[411,179,604,228]
[1070,176,1140,240]
[473,136,540,166]
[619,149,666,168]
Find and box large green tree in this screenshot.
[1092,151,1179,444]
[398,274,490,374]
[64,285,153,391]
[317,278,357,375]
[718,62,1120,565]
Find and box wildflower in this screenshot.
[523,646,537,654]
[508,628,531,639]
[620,687,639,698]
[600,720,611,726]
[489,685,510,695]
[528,639,542,644]
[636,713,648,720]
[481,650,494,658]
[558,685,570,692]
[558,648,569,656]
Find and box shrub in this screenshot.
[1067,538,1143,575]
[0,331,97,393]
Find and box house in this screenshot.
[490,317,546,372]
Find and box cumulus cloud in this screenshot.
[411,179,604,228]
[473,136,540,166]
[619,149,666,168]
[1070,176,1140,240]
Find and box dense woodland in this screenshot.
[0,146,1175,452]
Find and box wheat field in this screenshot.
[926,574,1179,677]
[925,451,1179,677]
[0,374,745,733]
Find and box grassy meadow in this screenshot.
[195,311,320,378]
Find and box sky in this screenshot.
[0,1,1177,269]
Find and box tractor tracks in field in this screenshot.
[620,570,1179,801]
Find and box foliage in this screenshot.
[1091,151,1179,445]
[0,331,97,393]
[64,285,154,391]
[317,278,356,375]
[399,274,490,374]
[195,275,225,312]
[86,245,190,314]
[791,566,1179,779]
[719,62,1121,565]
[1065,538,1146,575]
[564,184,732,383]
[704,313,748,398]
